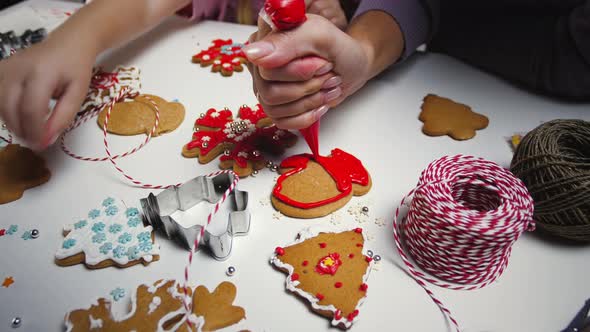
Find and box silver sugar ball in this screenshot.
[252,150,261,157]
[366,250,374,258]
[30,229,39,239]
[193,127,200,132]
[11,317,21,328]
[266,161,274,168]
[272,135,280,141]
[202,142,208,148]
[271,165,279,172]
[373,255,381,262]
[226,266,236,276]
[223,150,231,156]
[362,206,369,213]
[199,113,205,119]
[252,170,259,176]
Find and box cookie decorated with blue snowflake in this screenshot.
[55,197,160,269]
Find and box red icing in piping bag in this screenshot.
[261,0,320,158]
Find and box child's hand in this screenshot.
[307,0,347,30]
[0,39,94,149]
[244,14,371,129]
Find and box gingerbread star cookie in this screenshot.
[182,104,297,177]
[271,148,372,219]
[0,144,51,204]
[192,39,247,77]
[65,280,246,332]
[55,197,160,269]
[419,94,489,140]
[271,227,372,329]
[97,94,185,136]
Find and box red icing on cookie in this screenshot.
[316,293,324,301]
[263,0,307,30]
[315,253,342,276]
[354,228,363,233]
[347,310,359,321]
[348,253,354,259]
[275,247,285,256]
[356,243,363,247]
[291,273,300,281]
[359,283,368,292]
[334,282,343,288]
[302,260,309,266]
[319,242,327,248]
[365,256,373,263]
[91,70,119,90]
[272,149,370,209]
[334,310,342,320]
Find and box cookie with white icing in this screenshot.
[80,66,141,114]
[271,226,372,329]
[55,197,160,269]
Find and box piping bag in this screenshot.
[259,0,321,158]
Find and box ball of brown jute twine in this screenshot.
[510,119,590,241]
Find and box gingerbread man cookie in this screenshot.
[271,148,372,219]
[192,39,247,77]
[271,227,372,329]
[55,198,160,269]
[65,280,246,332]
[0,144,51,204]
[419,94,489,140]
[81,66,141,114]
[97,94,185,136]
[182,104,298,177]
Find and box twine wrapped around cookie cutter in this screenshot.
[140,172,250,260]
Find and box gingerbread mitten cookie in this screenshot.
[271,149,372,219]
[271,227,372,329]
[97,94,185,136]
[81,66,141,114]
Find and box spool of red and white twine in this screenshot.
[393,155,535,331]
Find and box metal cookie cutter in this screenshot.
[140,172,250,260]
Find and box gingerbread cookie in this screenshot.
[96,94,185,136]
[419,94,489,140]
[271,227,372,329]
[65,280,245,332]
[271,148,372,219]
[81,66,141,114]
[192,39,247,77]
[0,144,51,204]
[182,104,297,177]
[55,198,160,269]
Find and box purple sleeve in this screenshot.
[353,0,431,59]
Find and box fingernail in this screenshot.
[313,105,330,120]
[315,63,333,76]
[322,76,342,89]
[323,87,342,103]
[243,41,275,60]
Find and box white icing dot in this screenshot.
[203,55,210,60]
[214,60,221,65]
[89,315,103,329]
[148,296,161,315]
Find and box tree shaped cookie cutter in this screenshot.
[140,172,250,260]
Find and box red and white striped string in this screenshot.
[61,91,153,162]
[0,125,12,144]
[181,169,240,329]
[393,155,535,331]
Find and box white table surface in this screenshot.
[1,1,590,331]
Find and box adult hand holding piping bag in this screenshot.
[243,0,405,130]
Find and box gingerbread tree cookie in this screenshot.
[192,39,247,77]
[81,66,141,114]
[271,227,372,329]
[55,198,160,269]
[65,280,246,332]
[271,148,372,218]
[97,94,185,136]
[419,94,489,140]
[182,104,298,177]
[0,144,51,204]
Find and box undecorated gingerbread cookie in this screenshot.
[182,104,297,177]
[55,198,160,269]
[271,148,372,219]
[0,144,51,204]
[97,94,185,136]
[271,227,372,329]
[65,280,246,332]
[81,66,141,114]
[192,39,247,77]
[419,94,489,140]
